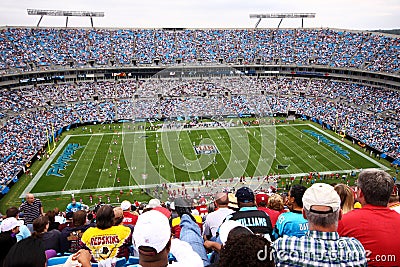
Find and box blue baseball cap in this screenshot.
[235,187,255,203]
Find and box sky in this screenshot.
[0,0,399,30]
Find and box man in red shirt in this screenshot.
[255,193,280,227]
[120,200,138,226]
[338,169,400,266]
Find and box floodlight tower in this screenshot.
[27,9,104,27]
[249,13,316,29]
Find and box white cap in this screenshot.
[133,210,171,253]
[303,183,341,213]
[1,217,23,232]
[147,198,161,209]
[218,220,252,245]
[121,200,131,211]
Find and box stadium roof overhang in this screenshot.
[249,13,316,28]
[27,9,104,28]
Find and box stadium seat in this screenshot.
[91,257,126,267]
[128,256,139,264]
[47,256,70,266]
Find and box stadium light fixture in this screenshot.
[249,13,316,28]
[27,9,104,28]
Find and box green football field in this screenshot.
[23,122,386,200]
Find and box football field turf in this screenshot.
[23,122,387,198]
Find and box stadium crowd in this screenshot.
[0,76,399,188]
[1,169,400,266]
[0,28,399,73]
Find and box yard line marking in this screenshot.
[78,135,104,190]
[21,135,71,198]
[287,126,354,170]
[97,135,116,188]
[308,124,389,170]
[64,135,94,190]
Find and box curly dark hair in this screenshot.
[289,184,307,208]
[219,234,274,267]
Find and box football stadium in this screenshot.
[0,1,399,266]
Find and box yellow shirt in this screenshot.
[81,225,131,262]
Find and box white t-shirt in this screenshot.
[203,207,234,237]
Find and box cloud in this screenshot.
[0,0,399,29]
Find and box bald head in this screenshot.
[26,193,34,204]
[215,193,229,206]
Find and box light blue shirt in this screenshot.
[17,223,31,241]
[66,202,83,213]
[180,214,210,266]
[273,211,308,239]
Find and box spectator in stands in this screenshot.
[71,249,92,267]
[121,200,139,226]
[273,184,308,239]
[204,220,254,265]
[60,210,91,253]
[80,204,132,262]
[145,198,162,211]
[203,192,234,240]
[152,206,172,219]
[58,211,74,231]
[31,215,62,253]
[3,237,47,267]
[66,198,84,213]
[338,169,400,266]
[113,207,125,226]
[177,203,210,266]
[255,193,280,227]
[0,217,22,266]
[387,182,400,213]
[53,207,66,224]
[227,193,239,211]
[19,193,43,233]
[171,197,202,239]
[45,210,60,231]
[267,193,286,214]
[274,183,367,266]
[218,234,274,267]
[5,206,31,241]
[133,209,203,267]
[334,184,355,214]
[225,187,273,240]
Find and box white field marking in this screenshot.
[308,124,389,170]
[21,136,71,197]
[97,134,118,188]
[280,126,344,171]
[75,135,104,190]
[112,134,124,188]
[203,129,229,179]
[64,135,95,190]
[27,123,388,197]
[290,126,356,170]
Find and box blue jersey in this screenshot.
[273,211,308,239]
[66,202,83,212]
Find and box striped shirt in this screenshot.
[273,230,367,267]
[19,199,42,224]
